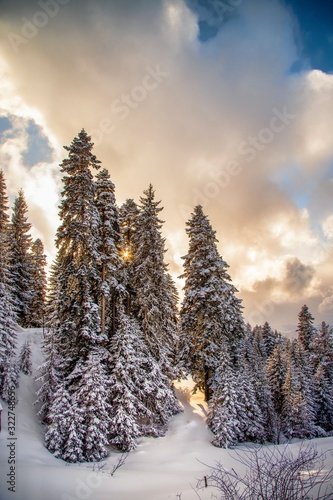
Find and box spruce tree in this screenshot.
[45,384,85,463]
[95,168,124,337]
[129,185,179,378]
[236,369,266,444]
[35,328,62,423]
[45,384,72,458]
[207,346,242,448]
[108,307,181,451]
[242,328,277,442]
[69,350,112,461]
[0,170,18,401]
[266,337,287,416]
[29,238,47,328]
[311,321,333,383]
[261,321,278,358]
[266,337,288,441]
[54,129,104,366]
[297,304,315,352]
[119,198,140,315]
[19,339,32,375]
[281,350,321,439]
[43,130,112,462]
[0,170,10,234]
[179,205,244,400]
[8,189,33,327]
[314,362,333,432]
[119,198,139,261]
[278,336,324,440]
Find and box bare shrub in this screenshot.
[197,443,333,499]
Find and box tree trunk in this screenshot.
[101,263,106,334]
[204,367,213,402]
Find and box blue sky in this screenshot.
[0,0,332,331]
[286,0,333,73]
[190,0,333,73]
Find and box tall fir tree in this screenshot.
[95,168,124,337]
[43,130,112,462]
[119,198,140,262]
[35,327,62,423]
[108,306,181,451]
[266,337,287,441]
[179,205,244,400]
[119,198,140,315]
[68,350,112,461]
[54,129,104,367]
[45,384,74,459]
[261,321,278,358]
[45,383,85,463]
[281,346,321,440]
[242,328,277,442]
[314,362,333,432]
[129,185,179,378]
[207,346,242,448]
[19,338,32,375]
[29,238,47,328]
[297,304,315,352]
[0,170,18,401]
[8,189,33,327]
[311,321,333,383]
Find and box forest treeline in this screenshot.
[1,129,332,460]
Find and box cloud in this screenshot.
[0,0,333,330]
[319,295,333,314]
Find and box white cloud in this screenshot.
[0,0,333,329]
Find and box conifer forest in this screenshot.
[2,129,333,464]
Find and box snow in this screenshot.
[1,328,333,499]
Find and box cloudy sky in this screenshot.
[0,0,332,332]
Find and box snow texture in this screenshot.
[1,327,333,499]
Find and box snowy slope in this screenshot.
[1,328,333,500]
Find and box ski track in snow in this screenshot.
[1,328,333,499]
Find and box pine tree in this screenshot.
[29,238,47,328]
[281,354,320,440]
[1,358,19,403]
[261,321,278,358]
[119,198,139,262]
[242,328,277,442]
[281,339,323,440]
[53,129,104,367]
[297,304,315,352]
[311,322,333,383]
[62,411,85,463]
[95,168,124,337]
[108,307,181,451]
[119,198,140,315]
[45,384,73,458]
[314,362,333,432]
[129,185,179,378]
[0,170,10,234]
[179,205,244,400]
[207,347,242,448]
[19,339,32,375]
[236,369,266,444]
[0,170,18,401]
[266,337,287,416]
[46,382,86,463]
[43,130,114,463]
[266,337,288,441]
[35,328,62,423]
[69,350,111,461]
[8,189,33,327]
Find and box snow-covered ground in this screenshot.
[1,328,333,499]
